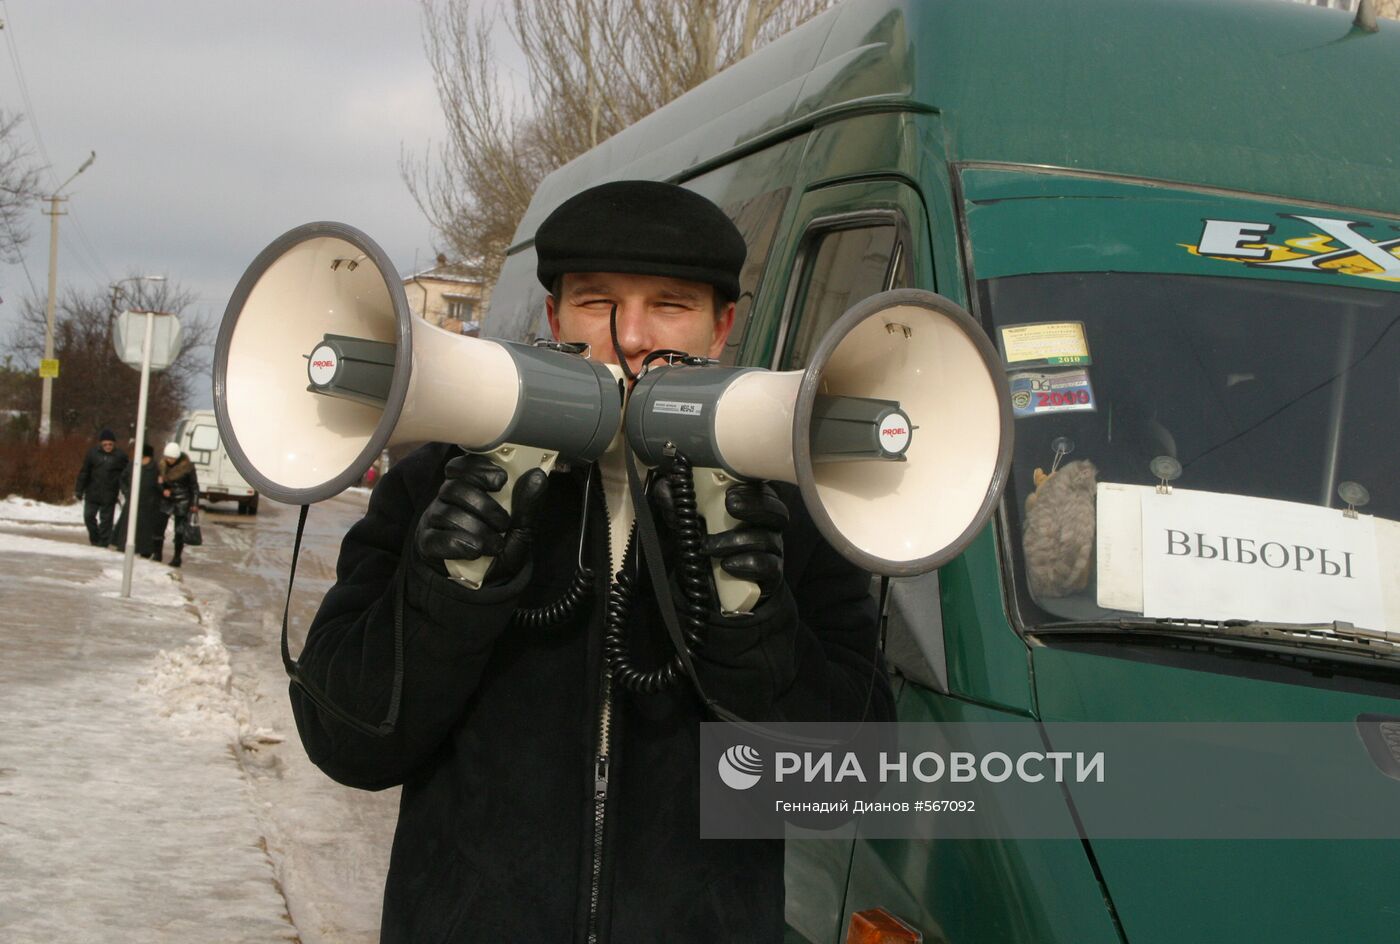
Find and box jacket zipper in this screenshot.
[587,482,632,944]
[586,668,612,944]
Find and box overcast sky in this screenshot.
[0,0,520,409]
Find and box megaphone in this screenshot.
[626,288,1012,613]
[213,221,622,587]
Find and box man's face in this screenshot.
[100,440,114,453]
[546,272,735,379]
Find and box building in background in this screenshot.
[403,255,488,337]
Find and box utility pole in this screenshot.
[38,193,65,444]
[38,151,95,444]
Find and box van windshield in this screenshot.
[979,271,1400,635]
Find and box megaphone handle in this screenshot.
[444,443,559,589]
[693,468,763,616]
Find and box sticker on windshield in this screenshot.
[1009,369,1097,418]
[1000,322,1092,367]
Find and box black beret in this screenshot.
[535,180,746,301]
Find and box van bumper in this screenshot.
[204,487,255,500]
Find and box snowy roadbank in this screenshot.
[0,513,297,942]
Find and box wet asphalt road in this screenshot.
[198,493,355,654]
[195,492,399,944]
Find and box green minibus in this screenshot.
[485,1,1400,940]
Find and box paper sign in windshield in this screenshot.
[1000,322,1092,367]
[1010,369,1096,418]
[1140,489,1385,630]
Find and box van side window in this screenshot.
[190,425,219,452]
[189,424,219,465]
[716,187,790,365]
[780,221,909,370]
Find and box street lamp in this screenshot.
[37,150,96,445]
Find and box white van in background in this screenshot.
[172,410,260,514]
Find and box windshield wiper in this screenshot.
[1034,617,1400,663]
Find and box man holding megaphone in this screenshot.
[288,181,892,943]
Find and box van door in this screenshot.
[772,178,935,944]
[187,420,220,497]
[748,179,930,372]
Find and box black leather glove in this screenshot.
[703,481,788,606]
[648,474,681,533]
[416,453,550,586]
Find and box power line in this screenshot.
[59,227,107,287]
[0,0,113,291]
[0,2,45,301]
[67,210,113,284]
[0,0,55,181]
[2,234,40,298]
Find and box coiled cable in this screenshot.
[510,464,596,629]
[602,455,709,693]
[668,454,714,638]
[511,564,594,629]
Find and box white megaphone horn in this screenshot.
[626,289,1013,613]
[214,221,623,587]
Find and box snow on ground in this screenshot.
[0,493,400,944]
[0,495,86,526]
[142,623,285,750]
[0,513,297,941]
[0,528,180,582]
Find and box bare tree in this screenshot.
[0,110,43,265]
[3,276,212,441]
[406,0,832,287]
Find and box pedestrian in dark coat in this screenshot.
[74,428,129,547]
[114,444,162,557]
[289,182,894,943]
[154,442,200,567]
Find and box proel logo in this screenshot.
[307,346,339,386]
[879,412,912,455]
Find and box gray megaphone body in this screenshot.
[214,221,622,588]
[626,289,1013,614]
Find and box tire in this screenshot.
[245,495,260,516]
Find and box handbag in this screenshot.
[181,509,204,547]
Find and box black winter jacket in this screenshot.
[158,456,200,517]
[75,445,129,505]
[291,443,893,943]
[117,460,162,554]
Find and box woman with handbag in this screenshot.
[154,442,201,567]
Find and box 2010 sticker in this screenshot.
[1000,322,1092,368]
